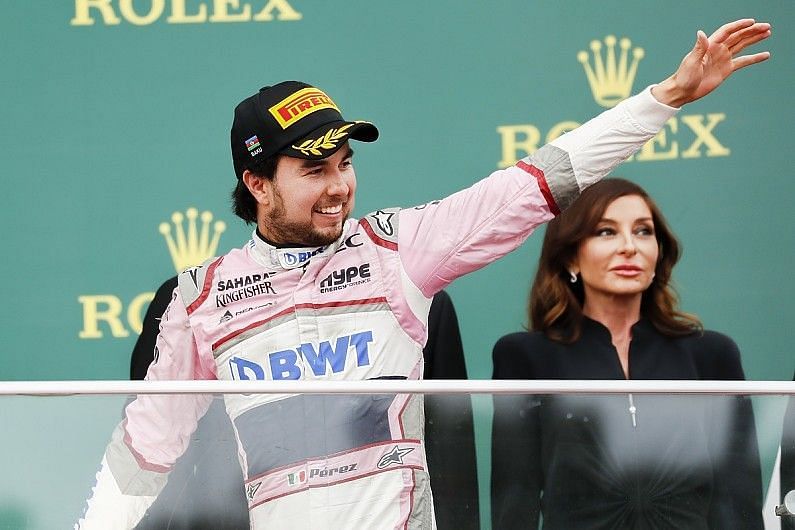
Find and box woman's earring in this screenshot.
[569,271,578,284]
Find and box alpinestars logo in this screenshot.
[371,210,395,236]
[377,446,414,469]
[246,481,262,501]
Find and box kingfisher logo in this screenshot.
[269,88,340,129]
[216,272,277,307]
[229,330,374,380]
[215,281,276,308]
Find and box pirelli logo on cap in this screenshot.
[269,88,340,129]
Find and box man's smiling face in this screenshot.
[254,143,356,247]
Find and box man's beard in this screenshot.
[262,190,348,247]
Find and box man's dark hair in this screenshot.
[231,155,280,223]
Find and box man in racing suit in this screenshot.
[77,19,771,529]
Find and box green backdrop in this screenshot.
[0,1,792,527]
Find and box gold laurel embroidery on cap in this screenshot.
[292,123,354,156]
[578,35,644,108]
[159,207,226,272]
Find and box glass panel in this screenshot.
[0,391,792,529]
[489,393,790,530]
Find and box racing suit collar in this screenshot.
[248,228,345,269]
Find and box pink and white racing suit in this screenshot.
[78,87,677,529]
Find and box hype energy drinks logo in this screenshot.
[497,34,731,168]
[77,208,226,338]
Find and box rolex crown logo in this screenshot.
[159,208,226,272]
[578,35,644,108]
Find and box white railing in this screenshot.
[0,379,794,395]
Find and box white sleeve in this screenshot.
[75,455,157,529]
[550,85,678,192]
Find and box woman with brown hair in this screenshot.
[490,178,763,529]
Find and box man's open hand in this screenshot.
[652,18,771,107]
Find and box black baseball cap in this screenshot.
[231,81,379,178]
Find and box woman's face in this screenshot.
[573,194,659,302]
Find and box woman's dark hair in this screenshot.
[529,178,702,342]
[231,155,280,224]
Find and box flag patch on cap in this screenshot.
[245,135,261,152]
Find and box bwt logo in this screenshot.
[284,250,314,265]
[229,331,374,380]
[279,246,325,268]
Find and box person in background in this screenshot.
[491,178,763,529]
[129,278,479,530]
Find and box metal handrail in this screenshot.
[0,379,793,396]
